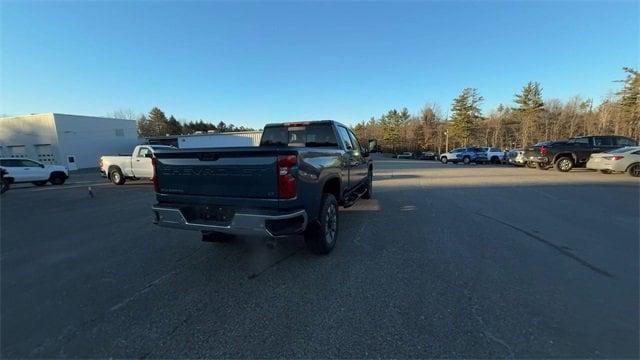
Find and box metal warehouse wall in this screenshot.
[0,113,61,164]
[54,114,140,169]
[177,131,262,148]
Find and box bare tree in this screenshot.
[107,108,140,120]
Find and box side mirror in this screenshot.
[145,153,153,158]
[362,147,370,157]
[40,164,45,168]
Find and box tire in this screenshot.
[555,157,574,172]
[440,156,448,164]
[304,193,338,255]
[362,170,372,199]
[600,169,612,174]
[33,181,48,186]
[526,161,536,169]
[627,163,640,177]
[462,156,471,165]
[49,173,66,185]
[110,168,126,185]
[536,162,549,170]
[0,180,9,194]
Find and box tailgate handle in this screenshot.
[198,153,220,161]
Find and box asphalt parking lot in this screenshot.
[1,159,638,358]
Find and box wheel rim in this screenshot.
[632,165,640,177]
[325,203,337,244]
[559,159,572,171]
[441,157,447,163]
[463,157,470,164]
[113,173,120,182]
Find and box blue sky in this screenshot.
[1,1,638,128]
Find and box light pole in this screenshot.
[444,129,449,153]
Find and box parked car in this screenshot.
[396,152,414,159]
[415,151,436,160]
[586,146,640,176]
[458,147,489,164]
[440,147,487,164]
[439,148,465,164]
[0,158,68,186]
[151,120,372,255]
[481,147,505,164]
[523,135,638,172]
[507,149,526,166]
[99,145,175,185]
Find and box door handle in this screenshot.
[136,159,140,162]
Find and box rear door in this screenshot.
[346,129,367,186]
[132,146,154,178]
[335,126,355,189]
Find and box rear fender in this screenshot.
[553,152,576,163]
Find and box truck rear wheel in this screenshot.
[304,193,338,255]
[110,168,126,185]
[362,170,373,199]
[555,157,574,172]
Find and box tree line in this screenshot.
[353,67,639,153]
[109,107,256,137]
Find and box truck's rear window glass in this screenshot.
[260,125,338,147]
[568,137,589,144]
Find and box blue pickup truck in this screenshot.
[151,120,373,254]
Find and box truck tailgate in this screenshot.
[154,148,280,199]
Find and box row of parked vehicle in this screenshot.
[396,147,505,164]
[395,135,640,177]
[516,135,640,176]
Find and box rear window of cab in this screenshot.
[260,124,339,148]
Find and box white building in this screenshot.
[147,131,263,148]
[0,113,140,169]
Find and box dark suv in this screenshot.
[524,135,638,172]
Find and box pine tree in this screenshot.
[616,67,640,138]
[379,108,410,152]
[216,121,227,132]
[166,115,183,135]
[146,107,170,136]
[513,81,544,146]
[449,88,483,146]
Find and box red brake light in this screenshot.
[612,156,624,161]
[151,156,160,192]
[277,155,297,199]
[539,146,547,156]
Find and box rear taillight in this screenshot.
[277,155,297,199]
[151,157,160,192]
[612,156,624,161]
[539,146,547,156]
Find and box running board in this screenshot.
[342,185,368,208]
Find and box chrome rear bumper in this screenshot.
[152,205,307,237]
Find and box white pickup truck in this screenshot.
[99,145,175,185]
